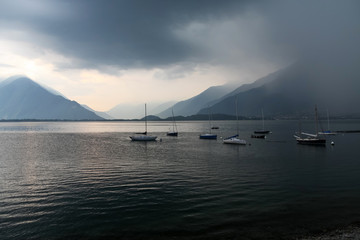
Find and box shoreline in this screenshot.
[297,224,360,240]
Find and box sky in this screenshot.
[0,0,359,111]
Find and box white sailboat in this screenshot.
[294,105,326,145]
[318,109,336,135]
[167,108,178,136]
[223,96,246,145]
[130,104,157,141]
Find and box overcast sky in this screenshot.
[0,0,358,111]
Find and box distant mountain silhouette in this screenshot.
[207,68,286,107]
[155,69,283,119]
[198,58,360,118]
[106,103,143,119]
[156,84,235,118]
[106,102,173,119]
[150,101,176,116]
[82,104,113,119]
[0,77,104,120]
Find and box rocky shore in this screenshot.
[298,225,360,240]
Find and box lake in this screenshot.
[1,120,360,239]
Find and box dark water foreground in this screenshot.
[0,120,360,239]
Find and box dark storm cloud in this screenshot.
[1,0,359,71]
[57,0,255,69]
[0,0,252,69]
[259,1,360,60]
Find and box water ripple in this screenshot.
[1,122,360,239]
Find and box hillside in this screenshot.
[0,77,104,120]
[106,102,174,119]
[156,84,235,118]
[198,58,360,117]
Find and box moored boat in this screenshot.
[294,133,326,145]
[130,135,157,141]
[200,107,217,140]
[318,110,336,135]
[251,134,266,139]
[199,133,217,139]
[223,134,246,145]
[294,105,326,146]
[130,103,157,141]
[223,96,246,145]
[167,108,178,137]
[254,109,270,134]
[167,132,178,136]
[318,130,336,135]
[254,130,270,134]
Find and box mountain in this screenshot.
[156,84,235,118]
[155,70,281,119]
[150,101,176,116]
[0,77,104,120]
[82,105,113,119]
[106,103,148,119]
[107,101,176,119]
[198,58,360,117]
[0,75,67,99]
[206,68,285,107]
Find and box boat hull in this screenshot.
[294,135,326,145]
[223,137,246,145]
[254,130,270,134]
[130,135,157,141]
[251,134,266,139]
[295,106,327,146]
[167,132,178,136]
[199,134,217,139]
[318,131,337,135]
[296,139,326,145]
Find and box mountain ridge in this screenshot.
[156,84,235,118]
[0,77,104,120]
[198,59,360,117]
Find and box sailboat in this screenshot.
[199,107,217,139]
[130,104,157,141]
[167,108,178,136]
[318,109,336,135]
[223,96,246,145]
[254,109,270,134]
[294,105,326,145]
[251,134,266,139]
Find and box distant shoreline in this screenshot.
[1,115,360,122]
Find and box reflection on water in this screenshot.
[0,120,360,239]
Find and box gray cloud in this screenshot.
[0,0,249,68]
[0,0,359,73]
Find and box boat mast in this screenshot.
[145,103,147,135]
[172,108,177,132]
[208,107,212,134]
[315,105,319,136]
[262,109,265,130]
[327,109,330,131]
[236,96,239,136]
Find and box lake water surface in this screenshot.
[1,120,360,239]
